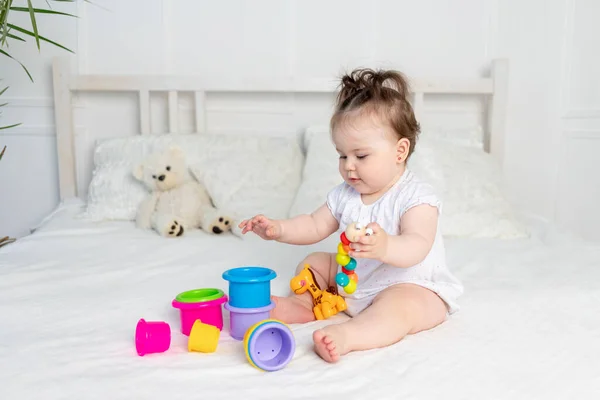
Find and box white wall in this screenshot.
[1,0,599,242]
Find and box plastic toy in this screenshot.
[135,319,171,356]
[136,265,296,371]
[335,222,372,294]
[222,266,276,308]
[224,301,275,340]
[243,319,295,372]
[188,320,220,353]
[172,288,227,336]
[290,264,346,320]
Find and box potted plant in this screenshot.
[1,1,86,246]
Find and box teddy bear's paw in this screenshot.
[208,216,232,235]
[163,219,185,237]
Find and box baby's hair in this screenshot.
[331,68,421,157]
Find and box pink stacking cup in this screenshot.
[135,319,171,356]
[172,289,228,336]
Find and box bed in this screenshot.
[1,58,599,399]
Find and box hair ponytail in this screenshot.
[331,68,420,157]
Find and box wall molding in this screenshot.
[561,109,600,120]
[559,0,576,117]
[562,129,600,139]
[0,125,55,137]
[2,97,54,108]
[559,0,600,118]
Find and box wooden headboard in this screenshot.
[51,57,508,200]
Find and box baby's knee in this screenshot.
[296,252,333,272]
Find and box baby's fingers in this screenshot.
[349,249,372,259]
[357,235,376,245]
[238,219,249,229]
[350,243,370,253]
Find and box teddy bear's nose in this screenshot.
[158,175,165,181]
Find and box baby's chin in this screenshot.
[347,179,374,193]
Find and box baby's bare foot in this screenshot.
[313,324,349,363]
[270,296,315,324]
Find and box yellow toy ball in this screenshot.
[336,254,351,266]
[343,279,357,294]
[337,243,348,255]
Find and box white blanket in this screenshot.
[1,200,599,399]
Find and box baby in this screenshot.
[239,68,463,363]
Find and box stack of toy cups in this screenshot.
[222,266,277,340]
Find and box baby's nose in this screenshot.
[158,175,166,181]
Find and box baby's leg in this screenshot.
[313,283,447,363]
[270,252,337,324]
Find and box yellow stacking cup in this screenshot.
[188,320,220,353]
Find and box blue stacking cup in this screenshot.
[222,266,277,308]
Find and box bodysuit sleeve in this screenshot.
[325,183,347,222]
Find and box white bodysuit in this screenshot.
[326,168,463,316]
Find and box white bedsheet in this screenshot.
[1,200,599,399]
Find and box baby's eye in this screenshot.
[339,155,347,160]
[152,175,157,179]
[357,155,368,159]
[166,166,171,171]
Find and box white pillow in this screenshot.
[289,126,342,216]
[189,136,304,220]
[81,134,304,222]
[81,136,165,221]
[291,126,528,239]
[409,132,528,239]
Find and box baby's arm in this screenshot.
[279,204,339,245]
[383,204,438,268]
[239,204,339,245]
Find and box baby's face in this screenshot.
[332,112,404,196]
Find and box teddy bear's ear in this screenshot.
[132,164,144,181]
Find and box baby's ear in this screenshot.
[132,164,144,181]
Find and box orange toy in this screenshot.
[290,264,347,320]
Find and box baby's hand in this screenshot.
[348,222,388,261]
[238,215,282,240]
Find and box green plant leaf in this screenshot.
[0,0,13,46]
[0,146,6,160]
[0,86,9,96]
[6,31,25,41]
[26,0,40,51]
[7,23,74,53]
[0,122,20,130]
[10,7,77,18]
[0,48,33,81]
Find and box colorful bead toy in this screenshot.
[335,222,372,294]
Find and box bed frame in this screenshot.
[51,57,509,201]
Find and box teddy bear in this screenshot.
[132,146,233,238]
